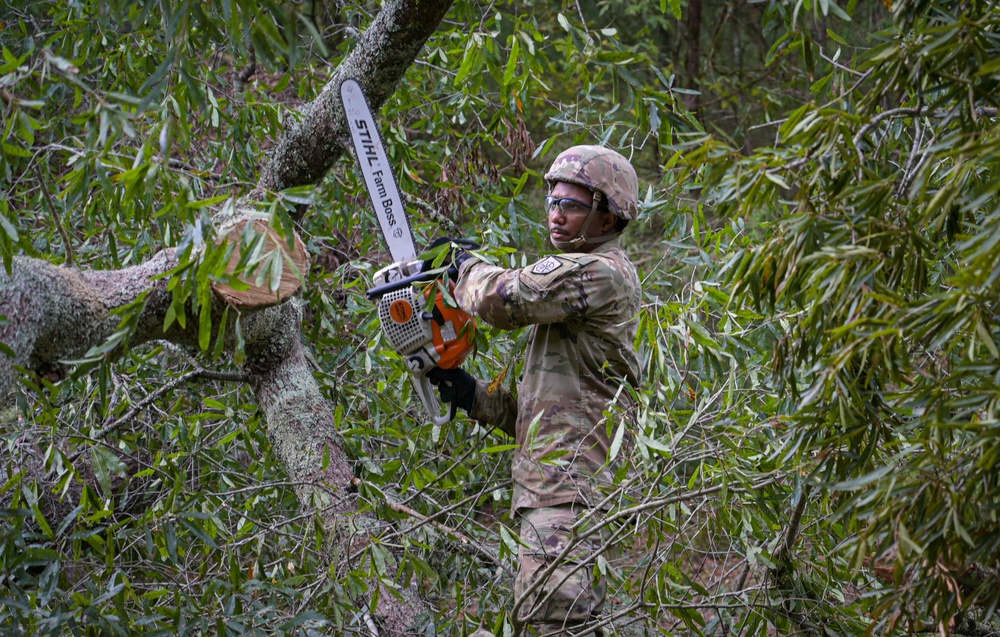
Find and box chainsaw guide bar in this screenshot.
[340,78,417,267]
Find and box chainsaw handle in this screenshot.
[366,270,440,300]
[413,374,452,426]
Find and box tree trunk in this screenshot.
[0,0,455,632]
[683,0,703,113]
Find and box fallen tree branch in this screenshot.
[865,556,1000,614]
[254,0,455,202]
[916,613,999,636]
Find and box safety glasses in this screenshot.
[544,195,595,216]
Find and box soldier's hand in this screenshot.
[427,367,477,419]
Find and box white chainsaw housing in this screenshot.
[376,286,435,364]
[373,281,450,425]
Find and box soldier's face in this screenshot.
[547,182,616,252]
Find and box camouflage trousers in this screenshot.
[513,504,608,637]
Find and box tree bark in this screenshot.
[683,0,703,113]
[0,250,186,397]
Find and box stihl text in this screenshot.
[353,119,379,167]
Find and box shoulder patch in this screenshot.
[531,256,563,275]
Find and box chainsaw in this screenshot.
[340,78,476,425]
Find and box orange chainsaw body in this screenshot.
[428,285,476,370]
[376,276,476,377]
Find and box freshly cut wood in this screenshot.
[212,218,308,309]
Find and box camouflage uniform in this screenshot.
[514,505,609,636]
[454,235,641,634]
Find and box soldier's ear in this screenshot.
[600,211,617,233]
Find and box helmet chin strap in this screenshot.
[551,191,620,251]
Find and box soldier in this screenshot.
[429,145,642,637]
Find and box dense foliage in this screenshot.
[2,0,999,635]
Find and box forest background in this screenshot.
[2,0,1000,635]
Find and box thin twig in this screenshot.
[820,50,867,77]
[381,493,505,570]
[235,44,257,93]
[31,164,74,268]
[401,191,461,236]
[362,611,379,637]
[69,367,246,459]
[766,155,812,174]
[574,0,588,36]
[775,485,809,566]
[896,110,925,199]
[400,443,479,506]
[853,107,925,161]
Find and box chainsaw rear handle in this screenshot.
[412,373,453,426]
[406,354,452,425]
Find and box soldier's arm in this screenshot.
[454,256,618,329]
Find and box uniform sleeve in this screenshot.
[454,255,614,330]
[469,379,516,437]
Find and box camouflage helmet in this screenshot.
[544,145,640,221]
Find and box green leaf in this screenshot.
[764,172,791,189]
[832,463,897,491]
[595,51,635,64]
[0,212,18,241]
[827,0,852,20]
[480,443,518,454]
[499,524,519,556]
[90,446,127,496]
[502,36,519,87]
[637,434,673,456]
[280,186,316,206]
[32,504,54,539]
[975,321,999,360]
[454,37,481,86]
[186,194,231,209]
[198,284,212,351]
[608,422,626,461]
[765,30,797,66]
[826,29,850,46]
[2,142,32,158]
